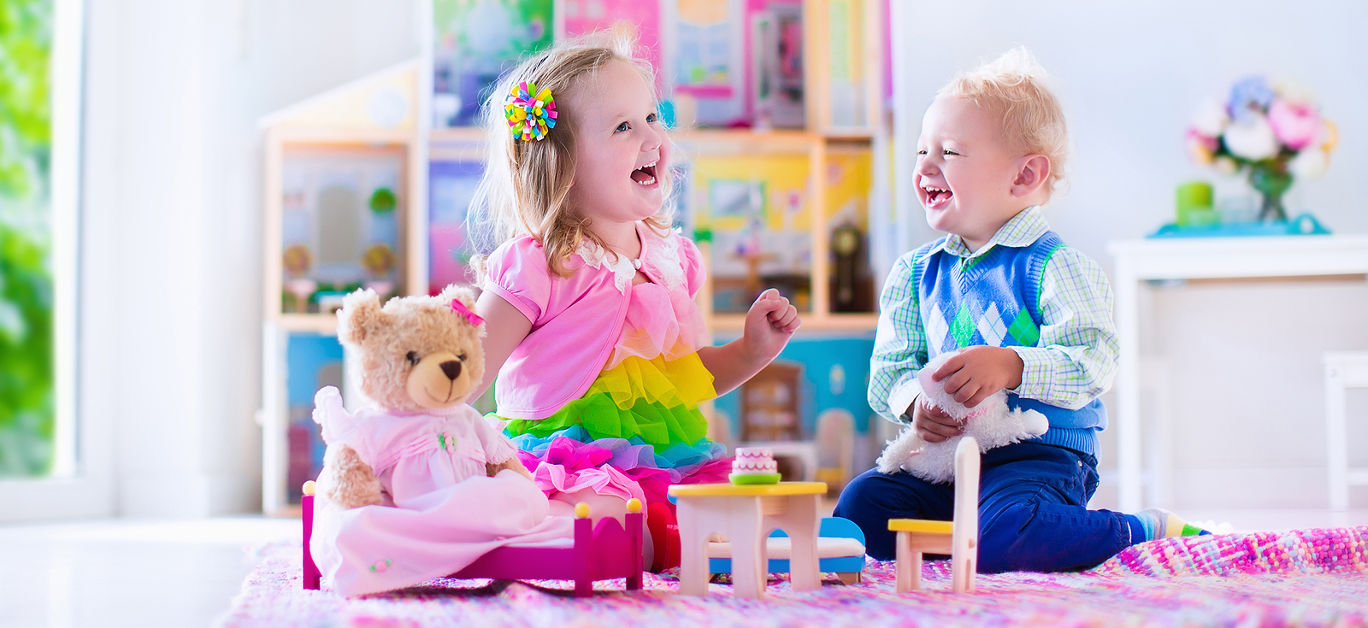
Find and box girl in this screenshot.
[469,33,800,571]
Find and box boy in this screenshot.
[834,48,1207,573]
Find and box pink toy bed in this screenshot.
[301,489,644,597]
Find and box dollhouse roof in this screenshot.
[258,58,422,133]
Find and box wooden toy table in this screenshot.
[668,481,827,598]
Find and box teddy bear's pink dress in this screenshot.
[309,386,573,597]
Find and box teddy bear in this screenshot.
[876,350,1049,483]
[313,284,531,510]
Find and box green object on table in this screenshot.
[1175,181,1214,227]
[729,472,782,485]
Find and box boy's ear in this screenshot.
[1011,154,1051,198]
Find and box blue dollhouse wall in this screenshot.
[285,332,345,503]
[712,332,875,439]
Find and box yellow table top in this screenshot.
[887,518,954,534]
[668,481,828,497]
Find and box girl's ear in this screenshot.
[338,288,384,346]
[1011,154,1051,198]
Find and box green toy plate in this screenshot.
[729,472,782,485]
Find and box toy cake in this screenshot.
[729,447,782,485]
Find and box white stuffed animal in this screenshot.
[876,350,1049,483]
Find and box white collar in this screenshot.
[576,222,686,293]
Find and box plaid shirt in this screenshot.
[870,207,1119,424]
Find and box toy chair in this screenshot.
[887,436,980,593]
[301,481,644,597]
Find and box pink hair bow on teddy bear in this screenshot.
[451,299,484,326]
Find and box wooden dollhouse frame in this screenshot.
[258,0,891,515]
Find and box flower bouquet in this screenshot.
[1187,76,1337,222]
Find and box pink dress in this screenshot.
[492,228,731,554]
[309,386,573,597]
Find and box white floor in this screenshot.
[2,509,1366,628]
[0,516,297,628]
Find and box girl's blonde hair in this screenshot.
[470,28,676,279]
[940,47,1069,199]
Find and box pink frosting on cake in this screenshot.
[732,447,778,474]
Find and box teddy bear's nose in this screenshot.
[439,360,462,380]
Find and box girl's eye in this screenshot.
[614,122,629,133]
[406,351,420,366]
[916,149,928,156]
[943,149,959,156]
[646,112,658,124]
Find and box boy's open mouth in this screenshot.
[924,185,952,206]
[630,162,658,186]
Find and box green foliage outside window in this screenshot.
[0,0,55,477]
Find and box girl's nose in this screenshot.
[643,125,664,153]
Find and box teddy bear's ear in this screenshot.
[337,288,384,345]
[437,283,482,331]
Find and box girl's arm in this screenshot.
[699,288,799,395]
[470,290,533,401]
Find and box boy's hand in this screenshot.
[910,396,962,443]
[932,346,1025,408]
[742,288,800,363]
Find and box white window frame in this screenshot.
[0,0,114,522]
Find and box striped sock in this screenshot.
[1133,508,1211,542]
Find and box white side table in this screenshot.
[1109,235,1368,511]
[1324,352,1368,511]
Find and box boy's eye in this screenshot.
[916,149,928,156]
[615,122,629,133]
[943,149,959,156]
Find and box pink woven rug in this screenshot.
[224,526,1368,627]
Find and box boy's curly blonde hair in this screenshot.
[941,47,1068,199]
[469,28,675,279]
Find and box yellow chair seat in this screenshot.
[887,518,953,535]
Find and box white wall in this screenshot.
[83,0,1368,516]
[894,1,1368,510]
[84,0,420,516]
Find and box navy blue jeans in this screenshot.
[834,441,1135,573]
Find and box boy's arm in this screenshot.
[869,255,929,423]
[1008,247,1119,409]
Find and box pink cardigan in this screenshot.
[484,223,706,419]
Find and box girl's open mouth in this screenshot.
[630,162,658,187]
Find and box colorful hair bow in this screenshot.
[451,299,484,326]
[504,81,557,142]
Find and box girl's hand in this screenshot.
[911,395,962,443]
[742,288,800,363]
[931,346,1024,408]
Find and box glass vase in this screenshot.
[1248,163,1293,223]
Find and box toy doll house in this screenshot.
[258,0,896,514]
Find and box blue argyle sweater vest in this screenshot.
[911,231,1105,455]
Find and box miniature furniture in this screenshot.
[1325,351,1368,511]
[814,408,856,492]
[738,362,819,480]
[740,362,803,442]
[706,515,866,585]
[1108,235,1368,510]
[670,481,827,599]
[888,436,980,593]
[300,481,643,597]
